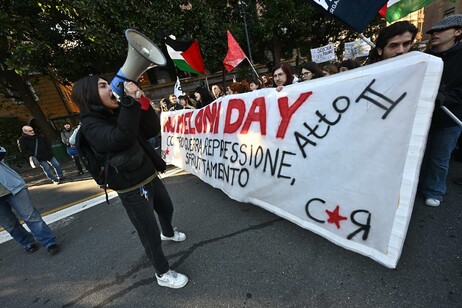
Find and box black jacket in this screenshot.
[427,42,462,128]
[80,99,165,191]
[18,134,53,161]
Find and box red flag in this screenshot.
[223,30,247,72]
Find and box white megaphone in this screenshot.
[110,29,167,98]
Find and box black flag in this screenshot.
[310,0,388,33]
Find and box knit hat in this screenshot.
[427,14,462,34]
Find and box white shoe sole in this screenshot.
[425,200,440,207]
[157,276,189,289]
[160,233,186,242]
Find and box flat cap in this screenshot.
[427,14,462,34]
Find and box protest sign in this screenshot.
[161,52,443,268]
[344,38,371,59]
[310,44,336,63]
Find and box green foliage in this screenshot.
[1,0,386,84]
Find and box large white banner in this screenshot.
[161,52,443,268]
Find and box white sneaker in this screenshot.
[161,228,186,242]
[425,198,441,207]
[156,270,188,289]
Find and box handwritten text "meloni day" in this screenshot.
[163,92,313,139]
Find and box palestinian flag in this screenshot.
[379,0,453,23]
[165,35,206,75]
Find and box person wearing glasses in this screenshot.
[18,126,64,185]
[272,63,296,92]
[299,61,324,81]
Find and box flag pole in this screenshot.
[441,106,462,127]
[358,33,375,48]
[246,57,260,79]
[204,75,211,94]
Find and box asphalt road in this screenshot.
[0,160,461,307]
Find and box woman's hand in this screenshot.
[124,82,144,99]
[124,82,150,110]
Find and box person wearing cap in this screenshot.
[419,14,462,207]
[0,146,60,255]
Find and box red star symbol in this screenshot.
[165,148,170,156]
[325,205,347,229]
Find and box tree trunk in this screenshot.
[2,70,58,143]
[272,39,282,67]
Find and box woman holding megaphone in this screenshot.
[72,76,188,289]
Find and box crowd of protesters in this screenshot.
[154,17,462,210]
[1,15,461,292]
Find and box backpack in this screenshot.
[75,129,110,203]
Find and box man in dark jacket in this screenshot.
[18,125,64,184]
[420,15,462,207]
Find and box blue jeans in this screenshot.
[0,187,57,249]
[148,136,159,149]
[39,156,64,181]
[118,177,174,275]
[420,126,462,201]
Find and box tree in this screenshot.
[0,0,186,141]
[0,1,64,142]
[1,0,386,146]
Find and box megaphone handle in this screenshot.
[115,74,140,87]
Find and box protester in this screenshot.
[61,122,83,175]
[18,125,64,185]
[177,95,195,109]
[0,146,60,255]
[249,78,263,91]
[168,94,178,110]
[299,61,324,81]
[211,84,223,99]
[71,76,188,289]
[147,100,162,149]
[159,97,169,112]
[150,99,162,115]
[260,75,272,88]
[228,80,251,94]
[338,59,361,72]
[366,21,418,63]
[419,14,462,207]
[168,96,184,111]
[322,63,338,76]
[272,63,295,92]
[194,86,214,108]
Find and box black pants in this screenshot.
[118,176,175,275]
